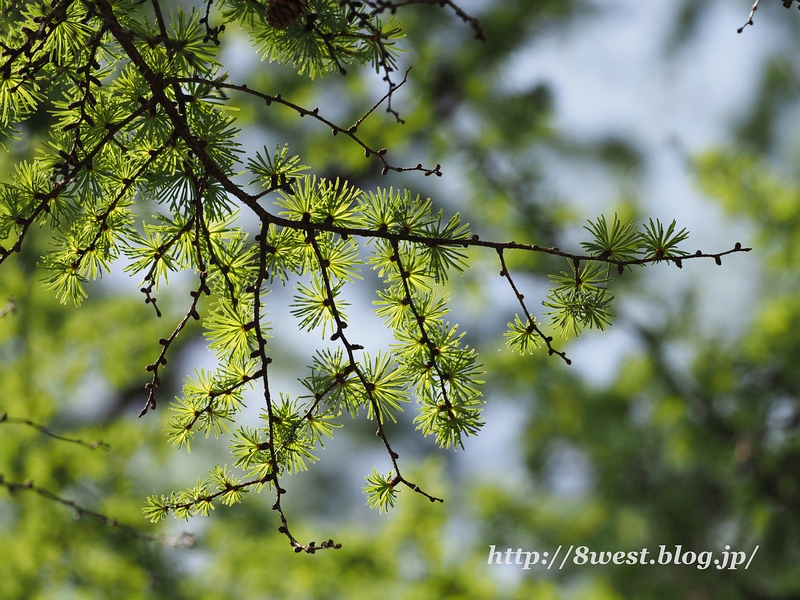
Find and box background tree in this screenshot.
[0,0,793,598]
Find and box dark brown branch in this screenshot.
[168,76,441,177]
[305,227,443,505]
[253,220,340,553]
[243,212,752,269]
[0,101,154,266]
[389,239,456,412]
[71,145,167,272]
[140,274,206,417]
[181,370,265,433]
[92,0,273,226]
[93,1,745,286]
[365,0,485,41]
[496,248,571,364]
[0,0,75,76]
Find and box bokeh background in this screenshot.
[2,0,800,597]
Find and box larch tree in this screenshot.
[0,0,757,562]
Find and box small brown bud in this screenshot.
[266,0,308,29]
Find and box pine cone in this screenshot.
[266,0,308,29]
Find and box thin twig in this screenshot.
[738,0,761,33]
[0,413,110,450]
[366,0,485,41]
[0,297,14,318]
[0,475,194,547]
[496,248,571,364]
[140,275,206,417]
[349,68,412,131]
[306,227,443,505]
[168,76,442,177]
[389,239,456,411]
